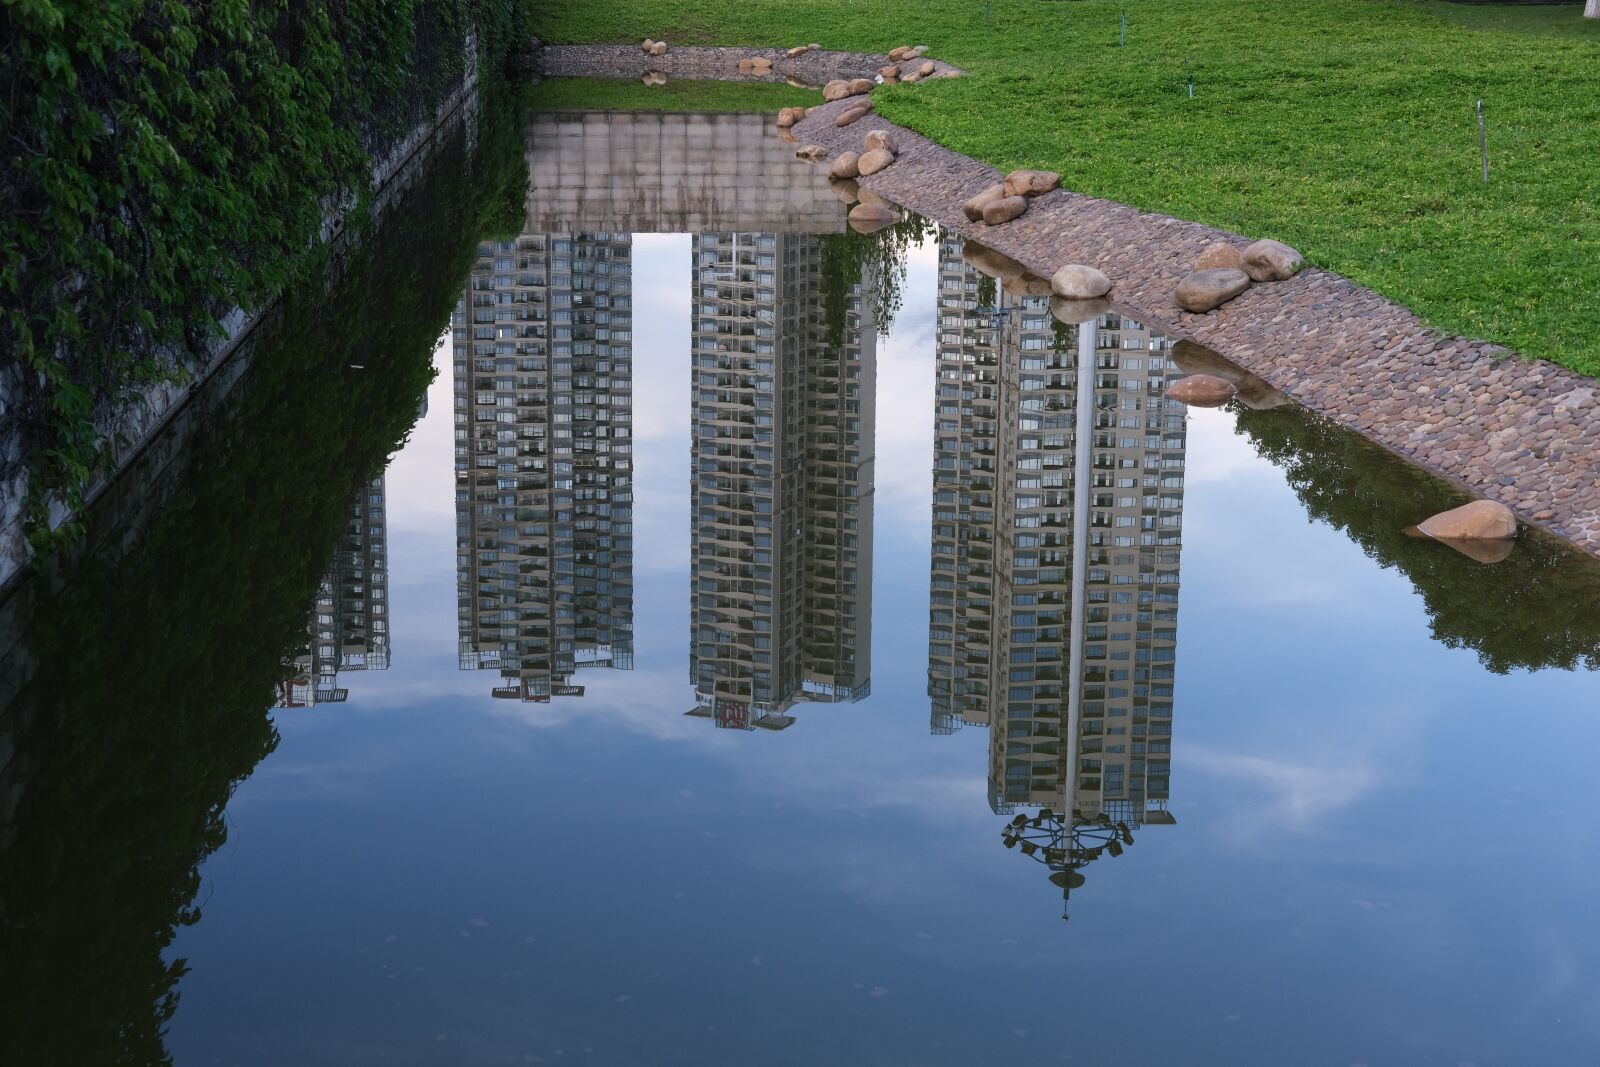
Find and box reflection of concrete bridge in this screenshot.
[525,112,845,233]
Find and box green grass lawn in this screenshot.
[532,1,1600,376]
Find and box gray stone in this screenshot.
[1416,499,1518,541]
[962,183,1007,222]
[1003,169,1061,198]
[1051,264,1112,300]
[829,152,861,179]
[858,148,895,176]
[1175,268,1251,312]
[982,195,1028,225]
[1241,239,1303,282]
[1195,241,1243,271]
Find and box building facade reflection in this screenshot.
[275,475,390,707]
[685,232,875,731]
[452,232,635,701]
[927,233,1186,916]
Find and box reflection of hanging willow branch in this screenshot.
[975,272,996,311]
[1052,315,1072,353]
[819,214,935,347]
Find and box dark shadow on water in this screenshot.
[0,84,530,1066]
[1234,402,1600,675]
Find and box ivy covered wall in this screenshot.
[0,0,536,553]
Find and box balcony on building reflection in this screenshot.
[927,233,1185,917]
[686,232,875,732]
[452,232,636,702]
[275,475,390,707]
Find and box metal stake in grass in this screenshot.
[1121,11,1127,47]
[1185,59,1194,98]
[1477,98,1489,184]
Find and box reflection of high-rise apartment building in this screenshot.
[686,232,875,731]
[276,476,390,707]
[452,233,635,701]
[928,234,1184,832]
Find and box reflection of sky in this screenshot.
[166,231,1600,1066]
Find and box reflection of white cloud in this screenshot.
[1183,406,1276,485]
[873,237,937,534]
[1184,747,1378,833]
[1184,698,1432,848]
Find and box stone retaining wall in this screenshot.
[526,112,844,233]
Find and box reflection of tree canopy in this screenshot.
[0,82,528,1066]
[819,213,934,347]
[1234,404,1600,674]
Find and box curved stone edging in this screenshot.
[530,43,1599,561]
[534,43,962,87]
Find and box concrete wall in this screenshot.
[525,112,846,234]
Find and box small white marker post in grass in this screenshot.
[1477,99,1489,184]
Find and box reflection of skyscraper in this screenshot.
[453,233,635,701]
[686,232,875,731]
[928,233,1185,911]
[276,476,390,707]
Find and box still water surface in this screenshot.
[3,102,1599,1066]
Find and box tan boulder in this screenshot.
[1241,239,1303,282]
[863,129,896,153]
[1003,169,1061,198]
[836,106,870,127]
[1416,500,1518,542]
[982,195,1028,225]
[849,78,874,94]
[751,56,773,72]
[641,39,656,52]
[880,64,900,79]
[829,152,861,180]
[962,183,1008,222]
[849,202,900,233]
[808,43,820,51]
[776,107,804,128]
[648,41,668,56]
[787,45,810,57]
[831,178,861,204]
[888,46,912,61]
[902,72,922,83]
[1167,374,1238,406]
[1049,296,1111,325]
[858,148,895,176]
[856,188,892,208]
[738,58,754,74]
[1175,268,1250,312]
[796,144,828,163]
[777,129,798,144]
[1195,241,1243,271]
[823,80,852,101]
[920,60,936,76]
[1051,264,1112,300]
